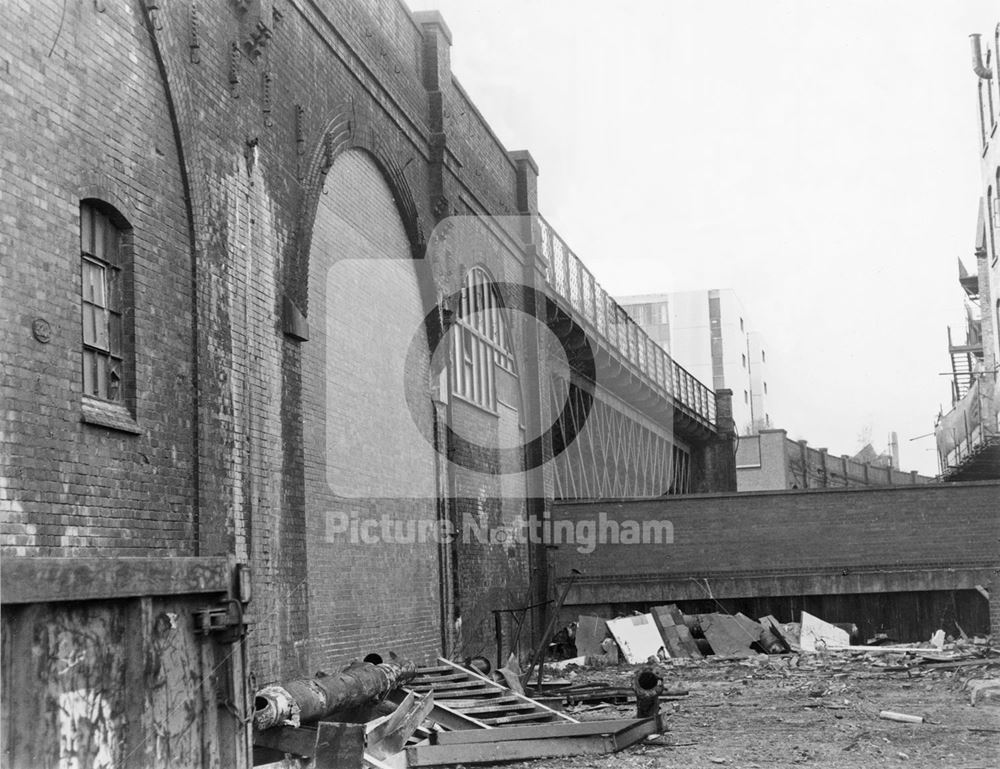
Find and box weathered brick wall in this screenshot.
[449,395,530,661]
[302,148,442,668]
[3,0,731,688]
[1,0,196,555]
[551,482,1000,595]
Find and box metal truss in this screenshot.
[548,377,690,499]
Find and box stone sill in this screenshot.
[81,396,142,435]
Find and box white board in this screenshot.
[799,611,849,651]
[606,614,667,663]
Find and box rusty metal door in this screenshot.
[1,557,252,769]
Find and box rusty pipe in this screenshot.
[633,666,664,719]
[970,34,993,79]
[253,657,417,730]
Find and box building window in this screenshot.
[744,390,749,404]
[741,353,747,369]
[764,381,768,395]
[989,187,997,264]
[80,202,130,403]
[995,169,1000,263]
[987,48,997,128]
[761,349,766,363]
[739,317,744,332]
[451,267,515,411]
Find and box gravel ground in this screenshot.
[503,652,1000,769]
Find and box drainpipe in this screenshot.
[971,34,993,79]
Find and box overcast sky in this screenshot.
[408,0,997,475]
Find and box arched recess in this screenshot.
[300,146,443,666]
[287,103,427,316]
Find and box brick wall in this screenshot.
[3,0,732,688]
[302,149,442,669]
[1,0,196,556]
[552,482,999,580]
[448,395,530,660]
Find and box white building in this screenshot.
[618,289,772,436]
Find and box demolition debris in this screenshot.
[249,608,998,768]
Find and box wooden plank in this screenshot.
[124,598,154,768]
[198,637,221,769]
[407,734,617,766]
[430,687,502,699]
[408,678,491,690]
[456,701,538,715]
[409,683,495,695]
[920,658,1000,670]
[609,713,664,750]
[313,722,364,769]
[433,718,648,744]
[479,712,559,726]
[409,673,468,683]
[365,752,407,769]
[436,695,522,707]
[427,702,492,730]
[1,557,232,603]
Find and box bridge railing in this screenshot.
[538,216,717,426]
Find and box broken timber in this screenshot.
[406,714,663,766]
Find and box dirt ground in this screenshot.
[506,653,1000,769]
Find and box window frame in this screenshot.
[450,266,517,413]
[79,200,138,431]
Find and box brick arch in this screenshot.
[76,182,138,228]
[300,145,444,665]
[289,104,426,316]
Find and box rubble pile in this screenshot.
[250,610,997,768]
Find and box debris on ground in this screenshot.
[252,613,999,768]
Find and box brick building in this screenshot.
[736,429,932,491]
[935,25,1000,481]
[1,0,734,687]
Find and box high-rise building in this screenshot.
[618,289,772,436]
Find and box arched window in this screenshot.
[451,267,515,411]
[80,201,131,404]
